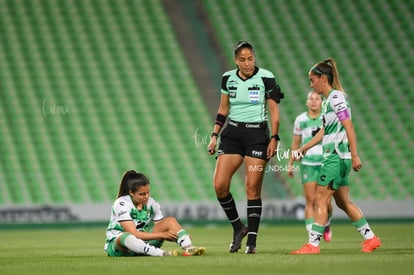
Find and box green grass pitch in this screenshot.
[0,222,413,275]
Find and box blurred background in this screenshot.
[0,0,413,224]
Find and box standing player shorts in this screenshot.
[217,120,269,160]
[301,164,321,184]
[317,153,351,190]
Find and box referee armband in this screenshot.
[267,84,284,103]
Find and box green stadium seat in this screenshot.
[0,0,412,206]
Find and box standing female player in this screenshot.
[290,58,381,254]
[207,41,283,254]
[288,91,333,241]
[105,170,205,257]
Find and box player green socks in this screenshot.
[353,217,375,240]
[309,223,324,247]
[305,218,314,232]
[177,229,192,248]
[122,234,164,256]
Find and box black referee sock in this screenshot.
[246,198,262,247]
[218,193,243,231]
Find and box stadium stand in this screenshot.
[0,0,232,204]
[0,0,412,207]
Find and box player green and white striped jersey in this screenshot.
[105,195,163,242]
[293,112,323,166]
[221,67,280,123]
[322,89,352,159]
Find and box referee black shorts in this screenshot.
[217,120,270,160]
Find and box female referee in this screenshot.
[104,170,205,257]
[288,91,333,241]
[290,58,381,254]
[207,41,283,254]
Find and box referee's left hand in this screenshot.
[266,139,277,159]
[207,136,217,155]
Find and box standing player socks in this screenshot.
[309,223,324,247]
[353,217,375,240]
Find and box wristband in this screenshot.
[215,113,227,127]
[211,132,219,138]
[271,134,280,141]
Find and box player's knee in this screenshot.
[214,181,230,197]
[245,184,261,198]
[164,216,178,224]
[118,232,133,247]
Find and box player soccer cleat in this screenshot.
[182,246,206,256]
[164,249,179,256]
[244,246,256,254]
[290,243,320,255]
[229,225,248,253]
[323,225,332,242]
[361,236,381,253]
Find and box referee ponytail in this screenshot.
[117,170,150,198]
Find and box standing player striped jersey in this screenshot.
[321,89,351,159]
[290,58,381,255]
[293,112,323,166]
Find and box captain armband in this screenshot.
[215,113,227,127]
[336,109,350,121]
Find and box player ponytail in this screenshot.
[117,170,150,198]
[310,57,346,94]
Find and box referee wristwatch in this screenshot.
[271,134,280,141]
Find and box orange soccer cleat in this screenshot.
[290,243,320,255]
[361,236,381,253]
